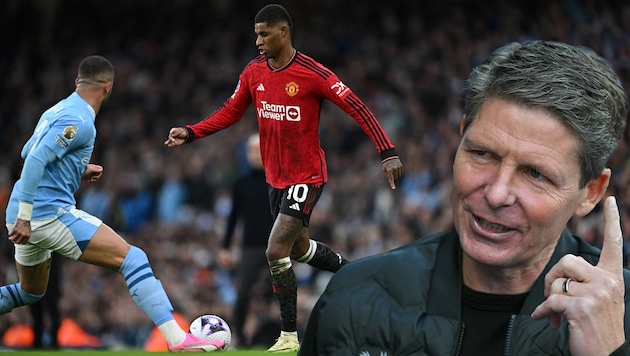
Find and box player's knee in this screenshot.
[267,231,300,261]
[119,246,149,273]
[266,246,286,261]
[119,246,154,287]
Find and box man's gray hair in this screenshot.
[463,41,628,187]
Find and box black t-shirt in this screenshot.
[460,285,528,356]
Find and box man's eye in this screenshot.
[528,168,546,180]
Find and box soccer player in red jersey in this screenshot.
[165,4,403,352]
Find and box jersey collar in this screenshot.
[268,49,297,72]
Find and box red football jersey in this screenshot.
[187,51,397,189]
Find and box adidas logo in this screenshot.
[256,83,265,91]
[289,203,300,211]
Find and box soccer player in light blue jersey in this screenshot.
[2,56,223,352]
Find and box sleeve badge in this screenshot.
[63,125,78,140]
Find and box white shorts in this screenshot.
[6,207,102,266]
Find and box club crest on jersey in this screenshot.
[285,81,299,97]
[63,125,78,140]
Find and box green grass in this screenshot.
[0,349,286,355]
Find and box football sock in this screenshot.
[158,319,186,345]
[120,246,175,327]
[269,257,298,332]
[296,239,317,263]
[0,283,43,314]
[298,239,349,272]
[281,330,298,339]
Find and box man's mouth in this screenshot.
[477,216,510,233]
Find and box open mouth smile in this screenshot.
[476,216,510,233]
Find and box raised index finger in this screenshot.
[597,196,623,275]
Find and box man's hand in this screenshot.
[8,218,31,244]
[164,127,188,147]
[382,157,403,189]
[82,164,103,183]
[217,249,235,269]
[531,196,625,356]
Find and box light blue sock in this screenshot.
[120,246,174,326]
[0,283,43,314]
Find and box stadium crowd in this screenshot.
[1,0,629,349]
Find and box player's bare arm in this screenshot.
[164,127,189,147]
[382,157,403,189]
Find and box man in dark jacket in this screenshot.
[218,133,276,347]
[300,41,630,356]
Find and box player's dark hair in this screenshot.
[255,4,293,34]
[77,55,114,84]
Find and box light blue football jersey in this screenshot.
[6,92,96,222]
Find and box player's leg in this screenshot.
[294,228,349,272]
[80,225,223,351]
[62,212,174,330]
[78,223,180,327]
[266,213,301,352]
[0,261,50,314]
[56,208,223,352]
[0,260,49,314]
[267,213,301,325]
[0,222,52,314]
[290,184,348,271]
[265,183,324,352]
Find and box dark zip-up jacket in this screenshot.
[300,229,630,356]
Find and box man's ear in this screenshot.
[459,115,466,135]
[575,168,611,217]
[105,81,113,95]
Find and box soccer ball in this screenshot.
[189,314,231,351]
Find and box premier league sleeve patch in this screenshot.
[63,125,78,140]
[54,125,78,148]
